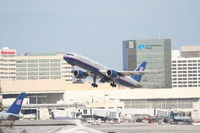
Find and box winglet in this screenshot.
[7,92,26,114]
[131,61,147,82]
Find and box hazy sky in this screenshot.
[0,0,200,69]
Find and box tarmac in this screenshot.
[0,120,103,133]
[0,119,80,126]
[1,125,104,133]
[1,120,200,133]
[85,123,200,133]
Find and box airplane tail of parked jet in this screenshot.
[7,92,26,114]
[131,61,147,82]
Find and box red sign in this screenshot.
[1,51,16,55]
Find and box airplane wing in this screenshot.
[99,70,162,77]
[100,70,150,76]
[117,71,145,76]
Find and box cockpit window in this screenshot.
[66,54,74,56]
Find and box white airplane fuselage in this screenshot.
[0,112,22,120]
[64,54,141,88]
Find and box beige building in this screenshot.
[1,79,200,119]
[181,45,200,58]
[0,47,16,80]
[15,53,73,82]
[0,47,73,82]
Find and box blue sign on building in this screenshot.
[137,44,145,50]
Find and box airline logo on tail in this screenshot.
[16,100,22,105]
[139,67,144,71]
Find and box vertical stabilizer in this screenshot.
[7,92,26,114]
[131,61,147,82]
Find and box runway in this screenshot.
[0,120,103,133]
[1,120,200,133]
[0,119,80,126]
[85,123,200,133]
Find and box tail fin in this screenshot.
[131,61,147,82]
[7,92,26,114]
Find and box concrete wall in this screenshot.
[0,79,118,94]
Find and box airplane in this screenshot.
[63,53,147,88]
[0,92,26,120]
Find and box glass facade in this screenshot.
[180,46,200,58]
[15,55,72,81]
[3,93,63,104]
[120,98,197,109]
[123,39,172,88]
[181,51,200,58]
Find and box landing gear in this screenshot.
[91,83,98,87]
[91,76,98,88]
[110,82,116,87]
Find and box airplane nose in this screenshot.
[63,56,73,64]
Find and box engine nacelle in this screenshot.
[106,70,119,78]
[73,70,88,79]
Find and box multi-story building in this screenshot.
[15,53,73,82]
[172,46,200,88]
[123,39,172,88]
[181,45,200,58]
[0,47,73,83]
[0,47,16,80]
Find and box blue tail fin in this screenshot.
[131,61,147,82]
[7,92,26,114]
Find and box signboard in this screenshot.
[137,44,162,50]
[137,44,145,49]
[0,50,16,55]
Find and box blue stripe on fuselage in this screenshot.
[117,78,138,88]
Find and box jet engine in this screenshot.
[73,70,88,79]
[106,70,119,78]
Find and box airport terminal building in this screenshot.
[1,80,200,120]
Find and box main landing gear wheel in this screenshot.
[91,83,98,87]
[110,83,116,87]
[91,75,98,88]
